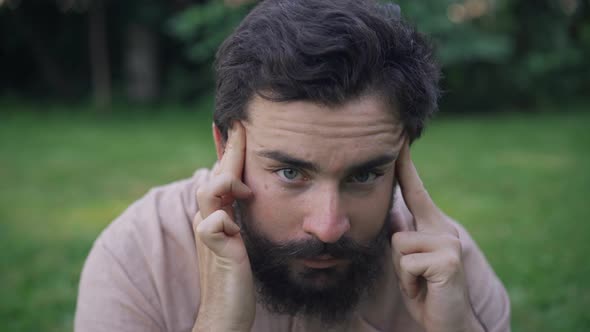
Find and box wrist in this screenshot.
[193,323,251,332]
[193,319,252,332]
[193,305,253,332]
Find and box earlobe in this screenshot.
[212,123,225,160]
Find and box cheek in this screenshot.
[242,161,302,240]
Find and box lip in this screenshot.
[300,255,345,269]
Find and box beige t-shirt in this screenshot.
[75,169,510,332]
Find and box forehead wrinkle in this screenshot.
[250,114,402,140]
[249,131,400,175]
[273,119,400,139]
[246,94,402,140]
[244,95,404,174]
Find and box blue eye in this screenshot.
[350,171,378,184]
[277,168,300,181]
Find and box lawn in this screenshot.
[1,102,589,331]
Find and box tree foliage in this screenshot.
[0,0,588,111]
[394,0,590,109]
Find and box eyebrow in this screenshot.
[256,150,398,174]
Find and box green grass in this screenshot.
[1,102,589,331]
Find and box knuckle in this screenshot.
[439,232,460,249]
[399,254,413,270]
[211,209,230,220]
[410,187,429,201]
[217,172,231,181]
[205,209,228,225]
[437,216,458,234]
[444,253,462,270]
[200,173,240,199]
[447,236,462,253]
[192,215,201,233]
[392,231,407,244]
[218,172,238,187]
[195,221,207,238]
[448,223,460,237]
[196,186,208,202]
[196,210,228,236]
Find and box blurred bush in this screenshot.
[0,0,588,111]
[395,0,590,110]
[165,1,253,100]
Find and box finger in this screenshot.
[391,231,410,297]
[400,250,462,289]
[391,186,414,233]
[392,231,461,255]
[195,210,242,251]
[219,121,247,179]
[391,234,403,280]
[396,138,439,226]
[192,212,204,236]
[398,252,434,299]
[196,174,252,219]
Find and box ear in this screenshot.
[212,123,225,161]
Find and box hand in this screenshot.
[192,122,255,332]
[391,139,484,332]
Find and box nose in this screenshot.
[302,184,350,243]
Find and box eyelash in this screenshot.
[273,168,384,185]
[275,168,307,183]
[348,170,384,184]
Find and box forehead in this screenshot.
[243,95,403,170]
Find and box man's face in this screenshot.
[237,94,404,322]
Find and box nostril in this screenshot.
[310,219,350,244]
[302,189,349,242]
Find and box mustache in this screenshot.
[247,223,391,271]
[268,236,374,260]
[235,200,394,271]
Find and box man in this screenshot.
[75,0,510,331]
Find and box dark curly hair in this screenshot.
[214,0,440,142]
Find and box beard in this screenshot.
[235,202,393,325]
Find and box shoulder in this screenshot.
[97,168,211,260]
[449,221,512,332]
[76,168,212,331]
